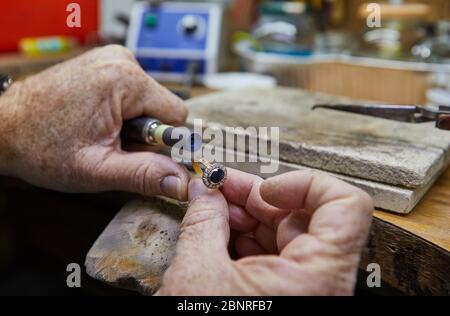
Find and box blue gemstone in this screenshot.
[210,169,225,184]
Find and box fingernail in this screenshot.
[161,176,182,200]
[188,178,210,202]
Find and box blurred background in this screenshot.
[0,0,449,104]
[0,0,449,295]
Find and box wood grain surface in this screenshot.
[361,216,450,295]
[375,167,450,252]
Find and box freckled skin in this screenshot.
[0,45,190,199]
[0,45,373,295]
[157,170,373,296]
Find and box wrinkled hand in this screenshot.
[0,45,189,200]
[158,169,373,295]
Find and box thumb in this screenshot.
[157,178,232,295]
[94,151,190,200]
[176,178,230,261]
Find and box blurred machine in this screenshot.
[101,0,137,41]
[126,1,226,82]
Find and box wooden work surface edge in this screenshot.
[374,166,450,251]
[361,216,450,295]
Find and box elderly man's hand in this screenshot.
[0,45,189,200]
[158,169,373,295]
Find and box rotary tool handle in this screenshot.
[121,117,157,144]
[121,117,202,151]
[122,117,226,189]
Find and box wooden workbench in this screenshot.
[364,168,450,295]
[85,86,449,296]
[378,171,449,294]
[182,87,450,296]
[0,51,448,295]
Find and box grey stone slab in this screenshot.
[85,198,185,295]
[212,147,430,214]
[186,87,450,189]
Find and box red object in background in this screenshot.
[0,0,99,52]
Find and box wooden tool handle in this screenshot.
[436,114,450,131]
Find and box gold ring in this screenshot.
[192,159,227,189]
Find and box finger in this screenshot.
[90,149,189,200]
[254,223,278,254]
[222,169,289,229]
[120,65,188,125]
[158,181,232,295]
[276,210,310,250]
[259,170,314,210]
[175,178,230,262]
[235,235,266,258]
[228,229,240,259]
[90,45,187,125]
[228,202,258,232]
[89,45,138,64]
[221,168,262,206]
[70,45,138,70]
[142,76,187,126]
[260,170,374,252]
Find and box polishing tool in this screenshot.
[121,117,227,189]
